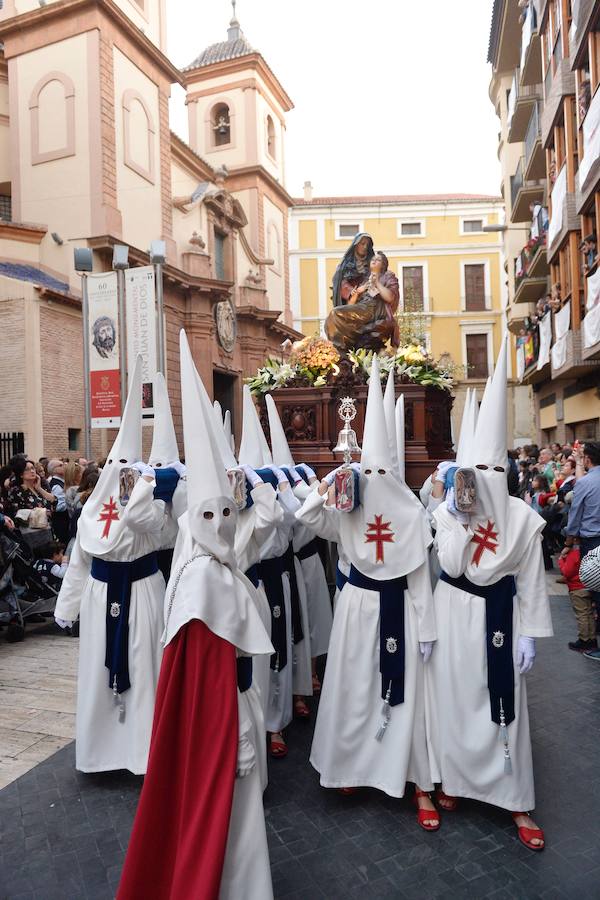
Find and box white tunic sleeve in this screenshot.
[516,534,554,638]
[406,560,437,642]
[295,487,341,544]
[277,484,301,524]
[433,506,474,578]
[54,533,92,622]
[250,483,283,547]
[125,477,166,534]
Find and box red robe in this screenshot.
[117,618,238,900]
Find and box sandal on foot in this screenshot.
[413,789,440,832]
[312,674,322,694]
[512,812,545,851]
[294,698,310,719]
[436,789,458,811]
[269,733,288,759]
[338,787,359,795]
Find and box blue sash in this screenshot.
[153,467,180,503]
[237,657,253,693]
[440,571,516,725]
[297,537,319,561]
[255,468,279,489]
[257,555,287,672]
[281,543,304,645]
[157,547,174,584]
[349,565,407,707]
[336,563,348,592]
[245,564,260,588]
[91,552,159,694]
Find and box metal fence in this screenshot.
[0,433,25,466]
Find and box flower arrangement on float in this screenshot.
[246,335,455,396]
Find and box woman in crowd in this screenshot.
[64,461,83,536]
[5,458,56,522]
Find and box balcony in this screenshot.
[507,73,541,143]
[514,240,549,305]
[524,104,545,180]
[576,86,600,214]
[520,2,542,86]
[547,168,578,262]
[551,327,589,378]
[541,55,576,147]
[510,157,545,223]
[569,0,598,69]
[582,272,600,360]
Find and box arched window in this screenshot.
[211,103,231,147]
[122,89,155,183]
[266,115,276,159]
[267,221,281,274]
[29,71,76,165]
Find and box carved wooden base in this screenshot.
[258,379,454,491]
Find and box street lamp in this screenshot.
[149,240,167,375]
[112,244,129,405]
[74,247,94,461]
[482,224,528,232]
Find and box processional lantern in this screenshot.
[333,397,361,512]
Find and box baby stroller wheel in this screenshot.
[6,620,25,643]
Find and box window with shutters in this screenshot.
[402,266,424,312]
[464,263,487,310]
[214,231,226,280]
[462,219,484,233]
[336,223,361,239]
[465,333,490,378]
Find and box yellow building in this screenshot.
[289,190,525,440]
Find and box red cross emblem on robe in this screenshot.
[365,515,394,563]
[470,520,498,566]
[98,496,120,539]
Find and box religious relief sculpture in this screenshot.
[325,233,400,353]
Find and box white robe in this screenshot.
[426,504,553,811]
[297,489,436,796]
[54,478,166,774]
[292,483,333,658]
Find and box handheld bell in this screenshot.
[333,425,361,457]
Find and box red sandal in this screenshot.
[269,733,288,759]
[338,787,359,795]
[312,674,322,695]
[413,789,440,832]
[512,813,545,851]
[294,697,310,719]
[436,789,458,811]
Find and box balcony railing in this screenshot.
[511,158,524,211]
[521,1,538,72]
[507,72,517,130]
[544,33,563,98]
[524,103,541,170]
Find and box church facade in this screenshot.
[0,0,299,460]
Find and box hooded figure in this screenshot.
[118,335,274,900]
[266,394,333,671]
[54,356,167,774]
[144,372,186,582]
[296,357,438,819]
[331,231,374,308]
[426,336,553,850]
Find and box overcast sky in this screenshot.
[167,0,501,199]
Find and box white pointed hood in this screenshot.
[149,372,179,467]
[213,399,223,424]
[78,355,143,556]
[223,408,234,452]
[395,394,406,483]
[442,333,545,584]
[382,369,400,480]
[265,393,295,467]
[179,330,237,568]
[338,355,431,579]
[456,389,477,468]
[239,386,272,468]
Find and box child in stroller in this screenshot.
[0,527,63,642]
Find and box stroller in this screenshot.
[0,530,60,642]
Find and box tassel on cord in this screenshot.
[375,682,392,742]
[499,698,512,775]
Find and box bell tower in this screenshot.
[182,3,294,323]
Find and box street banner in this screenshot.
[537,313,552,370]
[586,267,600,310]
[584,303,600,348]
[579,86,600,189]
[554,301,571,340]
[126,265,157,423]
[88,271,121,429]
[547,165,566,247]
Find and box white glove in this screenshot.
[132,461,154,478]
[167,461,186,476]
[434,461,455,484]
[55,617,73,629]
[420,641,434,663]
[296,463,317,482]
[236,732,256,778]
[286,464,303,484]
[239,464,262,488]
[266,464,289,485]
[323,466,343,486]
[517,636,536,674]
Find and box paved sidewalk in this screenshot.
[1,577,599,898]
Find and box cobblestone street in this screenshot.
[0,575,599,899]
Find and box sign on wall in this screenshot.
[88,272,121,429]
[125,265,157,422]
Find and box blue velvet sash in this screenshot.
[157,547,174,584]
[237,657,253,693]
[335,563,349,592]
[440,571,516,725]
[348,565,407,707]
[297,537,319,561]
[92,552,159,694]
[245,564,260,588]
[257,555,287,672]
[153,467,180,503]
[281,543,304,645]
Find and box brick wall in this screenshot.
[0,297,26,433]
